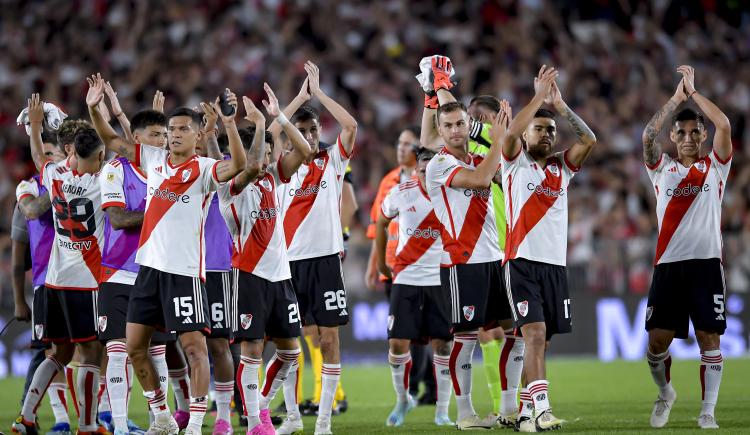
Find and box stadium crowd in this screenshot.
[0,0,748,302]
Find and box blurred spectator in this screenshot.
[0,0,748,301]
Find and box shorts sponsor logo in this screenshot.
[517,301,528,317]
[181,168,192,183]
[646,306,653,321]
[463,305,475,321]
[34,324,44,339]
[98,316,107,332]
[181,317,193,324]
[240,314,253,330]
[387,315,394,331]
[440,369,450,375]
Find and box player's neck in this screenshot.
[400,164,415,176]
[169,150,194,166]
[676,153,700,167]
[76,159,100,174]
[444,143,469,161]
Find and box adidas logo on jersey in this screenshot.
[668,166,677,173]
[406,205,417,213]
[716,314,725,321]
[155,166,163,174]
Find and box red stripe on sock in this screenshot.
[66,367,80,417]
[236,362,247,416]
[262,358,284,397]
[449,340,463,396]
[84,370,94,425]
[403,359,412,392]
[499,337,515,390]
[700,364,706,401]
[664,356,672,383]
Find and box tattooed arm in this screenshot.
[549,81,597,168]
[18,195,51,220]
[106,207,144,230]
[642,79,687,167]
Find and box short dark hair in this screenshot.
[168,107,202,127]
[533,109,555,120]
[131,110,167,132]
[41,131,58,146]
[416,146,437,161]
[291,106,320,124]
[74,128,102,159]
[436,101,468,121]
[402,125,421,138]
[672,108,705,128]
[469,95,502,114]
[243,126,274,151]
[57,119,92,146]
[217,133,229,154]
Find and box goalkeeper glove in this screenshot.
[431,56,456,91]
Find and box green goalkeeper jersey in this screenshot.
[468,118,506,250]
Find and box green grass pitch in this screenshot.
[1,358,748,434]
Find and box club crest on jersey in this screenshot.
[387,315,394,331]
[181,168,192,182]
[548,164,560,177]
[517,301,529,317]
[106,173,115,183]
[98,316,107,332]
[314,158,325,170]
[463,305,475,321]
[259,178,272,192]
[34,324,43,339]
[240,314,253,330]
[646,306,653,321]
[696,161,707,173]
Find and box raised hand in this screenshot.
[104,81,124,116]
[304,61,322,96]
[153,90,165,113]
[533,65,558,99]
[200,101,219,133]
[677,65,696,97]
[546,80,564,107]
[27,93,44,125]
[261,82,281,118]
[85,73,105,108]
[242,95,265,125]
[296,77,311,102]
[490,99,512,144]
[214,88,238,124]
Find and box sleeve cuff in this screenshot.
[17,193,33,202]
[229,178,244,196]
[563,149,581,172]
[277,158,291,184]
[713,149,732,165]
[645,154,663,170]
[380,208,397,220]
[445,167,462,188]
[338,135,353,160]
[101,201,126,210]
[211,161,221,183]
[39,160,53,185]
[502,147,522,162]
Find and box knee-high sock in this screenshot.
[106,342,129,432]
[22,357,64,421]
[98,374,110,413]
[433,354,451,416]
[480,340,501,412]
[388,351,412,403]
[237,356,262,427]
[304,335,323,403]
[21,349,46,405]
[450,333,478,421]
[65,365,80,418]
[647,350,676,400]
[214,381,234,423]
[283,360,301,418]
[76,364,100,432]
[519,388,534,418]
[260,349,301,410]
[500,337,524,416]
[318,364,341,420]
[700,350,723,416]
[528,380,550,414]
[168,367,191,412]
[296,349,304,404]
[143,388,170,422]
[48,381,70,424]
[148,346,169,406]
[187,395,208,433]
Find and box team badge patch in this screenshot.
[548,164,560,176]
[106,173,115,183]
[517,301,529,317]
[240,314,253,330]
[696,161,707,173]
[260,178,272,192]
[34,324,44,339]
[314,158,325,170]
[646,306,653,321]
[387,315,394,331]
[181,168,192,182]
[463,305,475,321]
[98,316,107,332]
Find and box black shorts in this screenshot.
[205,271,232,339]
[31,286,49,349]
[388,284,451,341]
[646,258,727,339]
[99,282,176,343]
[43,288,98,343]
[231,269,301,341]
[127,266,210,334]
[440,261,511,333]
[289,254,349,327]
[505,258,571,339]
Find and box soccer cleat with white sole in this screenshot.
[456,414,494,430]
[385,395,416,426]
[434,413,454,426]
[698,414,719,429]
[144,416,179,435]
[276,414,304,435]
[650,395,676,428]
[534,410,564,431]
[497,412,518,428]
[314,417,332,435]
[516,415,537,432]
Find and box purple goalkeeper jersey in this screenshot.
[101,157,145,276]
[27,175,54,287]
[205,193,233,272]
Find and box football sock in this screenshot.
[451,332,478,421]
[76,364,100,432]
[144,388,170,421]
[519,388,534,418]
[98,374,110,413]
[148,345,169,405]
[187,395,208,432]
[168,367,191,412]
[647,350,676,400]
[479,339,502,412]
[319,363,341,420]
[433,354,451,416]
[700,350,723,416]
[260,349,300,410]
[65,365,80,418]
[22,357,63,421]
[214,381,234,423]
[238,356,262,427]
[295,349,304,404]
[500,337,525,416]
[283,360,301,418]
[528,380,550,414]
[388,351,412,403]
[106,342,129,432]
[48,381,70,424]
